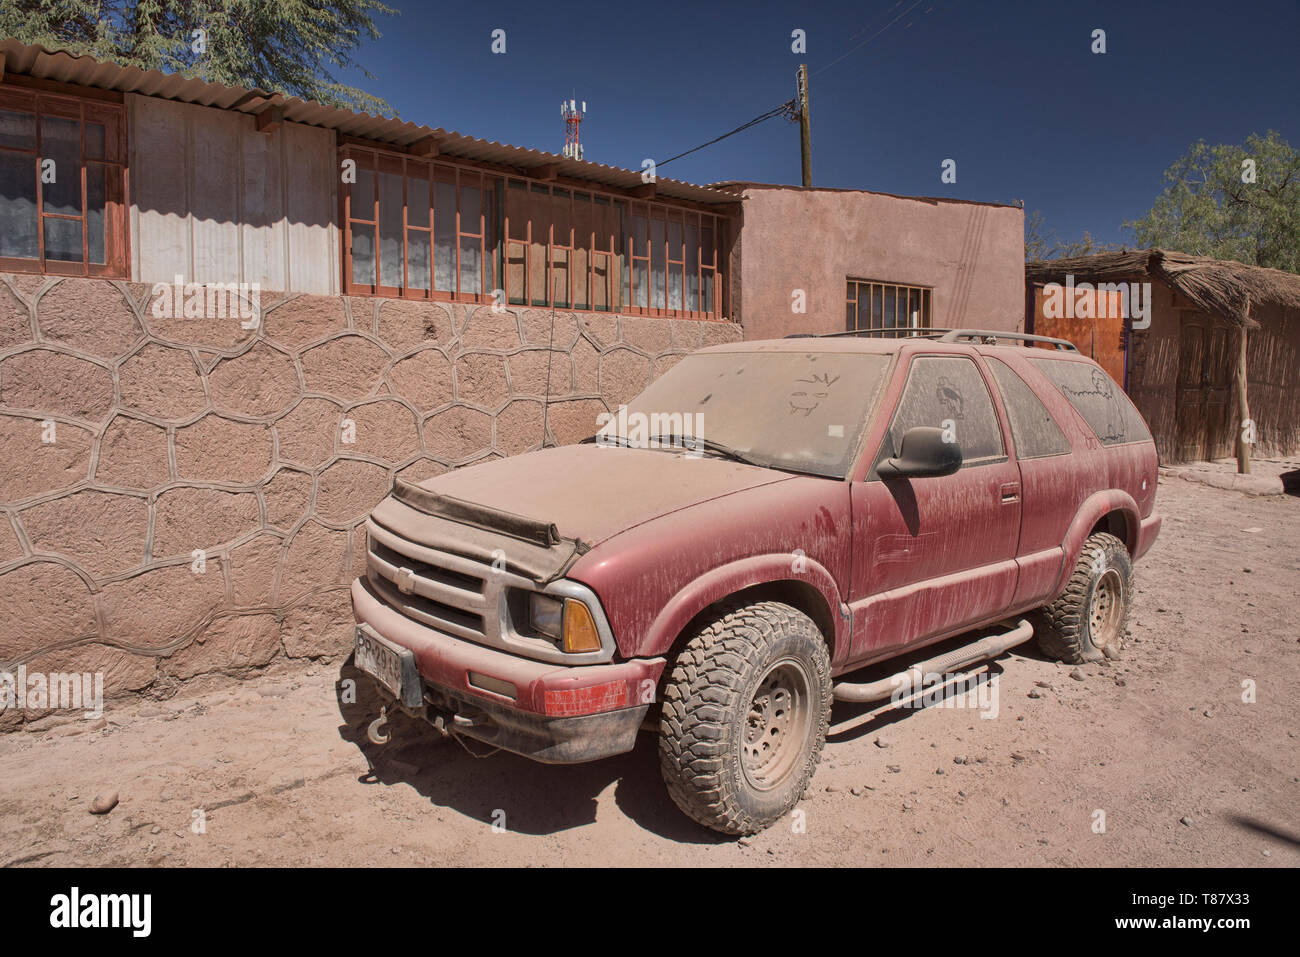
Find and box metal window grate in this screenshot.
[341,143,725,319]
[846,279,932,334]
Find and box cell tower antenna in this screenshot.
[561,98,585,160]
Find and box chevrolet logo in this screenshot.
[394,567,417,595]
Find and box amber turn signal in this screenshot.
[562,599,602,654]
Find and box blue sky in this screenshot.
[338,0,1300,247]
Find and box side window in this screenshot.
[1029,358,1152,446]
[0,89,128,277]
[986,357,1072,458]
[877,356,1005,471]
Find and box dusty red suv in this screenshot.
[350,329,1161,834]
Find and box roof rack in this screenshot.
[784,326,951,340]
[782,326,1078,351]
[938,329,1078,351]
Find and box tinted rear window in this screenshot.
[986,357,1071,458]
[1028,358,1152,446]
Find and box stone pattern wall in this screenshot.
[0,273,740,726]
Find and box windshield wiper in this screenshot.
[581,432,766,468]
[580,433,627,446]
[647,434,766,467]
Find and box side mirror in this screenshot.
[877,426,962,479]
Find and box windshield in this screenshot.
[616,350,893,478]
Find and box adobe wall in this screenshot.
[0,273,740,727]
[736,187,1025,340]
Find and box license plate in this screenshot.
[354,626,422,707]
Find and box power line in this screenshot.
[833,1,912,54]
[811,0,928,77]
[649,0,937,174]
[654,100,796,171]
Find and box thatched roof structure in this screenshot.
[1025,248,1300,329]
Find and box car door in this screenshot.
[847,354,1021,662]
[982,353,1092,607]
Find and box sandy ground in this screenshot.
[1,475,1296,867]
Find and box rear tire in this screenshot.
[658,601,831,835]
[1034,531,1133,664]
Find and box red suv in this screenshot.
[350,329,1161,834]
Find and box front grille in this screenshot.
[365,518,562,658]
[369,539,484,595]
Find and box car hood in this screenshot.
[405,443,796,547]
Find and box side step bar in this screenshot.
[832,619,1034,703]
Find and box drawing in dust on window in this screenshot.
[1091,368,1125,441]
[936,376,965,421]
[789,372,840,417]
[1064,369,1126,443]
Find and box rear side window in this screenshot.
[1029,358,1152,446]
[986,357,1071,458]
[878,356,1005,469]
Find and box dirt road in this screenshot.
[2,475,1296,867]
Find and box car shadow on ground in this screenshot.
[333,629,1042,841]
[333,657,731,845]
[828,658,1011,745]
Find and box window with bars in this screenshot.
[504,187,720,316]
[505,180,621,310]
[0,88,128,277]
[621,202,719,318]
[846,279,932,334]
[343,147,498,301]
[341,144,724,318]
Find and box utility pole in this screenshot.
[797,64,812,187]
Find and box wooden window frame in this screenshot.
[342,146,496,302]
[340,142,725,319]
[0,86,129,279]
[506,180,622,313]
[625,202,720,320]
[846,279,932,334]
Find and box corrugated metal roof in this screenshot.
[0,38,736,206]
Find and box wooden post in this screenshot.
[1235,324,1251,474]
[797,64,812,188]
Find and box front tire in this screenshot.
[658,601,832,835]
[1034,531,1133,664]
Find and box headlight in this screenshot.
[529,592,602,654]
[529,594,564,639]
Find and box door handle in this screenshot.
[1000,482,1020,504]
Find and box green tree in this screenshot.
[1124,131,1300,273]
[0,0,397,115]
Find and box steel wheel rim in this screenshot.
[1089,568,1123,649]
[741,657,812,791]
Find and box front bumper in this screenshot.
[351,578,664,764]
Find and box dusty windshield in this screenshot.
[615,350,893,478]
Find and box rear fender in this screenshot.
[1053,489,1141,596]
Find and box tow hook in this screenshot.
[367,706,391,746]
[428,708,484,737]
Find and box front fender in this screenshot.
[640,553,848,662]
